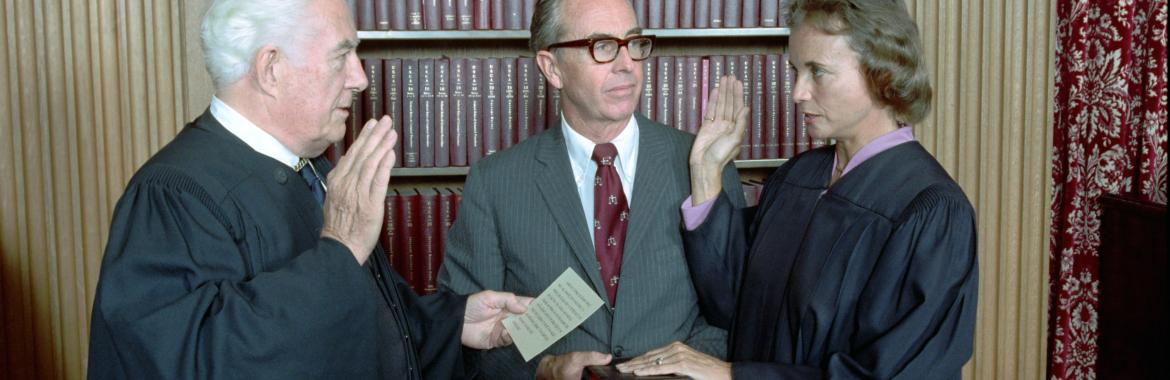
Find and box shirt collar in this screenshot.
[562,114,640,182]
[210,96,300,169]
[835,126,916,177]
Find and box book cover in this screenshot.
[403,59,421,167]
[709,0,723,28]
[418,188,440,294]
[394,189,420,293]
[533,68,548,133]
[722,0,740,28]
[750,55,765,159]
[408,0,424,30]
[736,54,751,160]
[656,56,673,127]
[505,0,524,29]
[360,0,377,31]
[467,58,484,163]
[419,59,436,167]
[483,57,501,156]
[517,58,534,143]
[491,0,504,29]
[648,0,663,29]
[474,0,490,29]
[381,191,397,271]
[782,51,795,158]
[435,58,452,167]
[742,0,759,28]
[392,0,409,30]
[684,56,702,134]
[760,0,779,27]
[639,57,656,120]
[673,56,687,132]
[458,0,474,30]
[695,0,710,28]
[765,54,781,159]
[680,0,695,28]
[500,57,518,149]
[663,0,679,29]
[442,0,458,29]
[384,59,403,167]
[450,58,469,166]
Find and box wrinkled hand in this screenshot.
[536,351,612,380]
[615,341,730,380]
[462,290,532,349]
[320,116,397,265]
[690,76,749,204]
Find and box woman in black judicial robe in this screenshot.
[617,0,978,379]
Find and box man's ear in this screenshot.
[253,45,281,96]
[535,50,563,90]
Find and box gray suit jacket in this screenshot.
[438,115,746,378]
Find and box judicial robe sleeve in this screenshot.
[732,185,979,379]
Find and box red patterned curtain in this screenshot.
[1049,0,1168,378]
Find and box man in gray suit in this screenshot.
[438,0,745,378]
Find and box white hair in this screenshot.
[200,0,317,89]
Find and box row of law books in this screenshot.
[331,53,818,168]
[381,187,462,295]
[355,0,536,31]
[353,0,788,32]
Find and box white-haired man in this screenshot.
[87,0,528,378]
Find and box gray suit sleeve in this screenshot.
[438,167,503,294]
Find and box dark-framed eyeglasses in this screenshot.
[545,35,656,63]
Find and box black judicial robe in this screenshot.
[88,111,467,379]
[684,142,978,379]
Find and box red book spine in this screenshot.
[442,0,458,29]
[663,0,679,29]
[750,55,765,159]
[359,0,377,31]
[680,0,695,28]
[709,0,724,28]
[450,58,469,166]
[760,0,779,27]
[349,87,364,151]
[403,59,421,167]
[517,58,533,143]
[437,188,457,288]
[685,56,702,134]
[695,0,710,28]
[765,54,781,159]
[673,57,687,131]
[373,1,390,30]
[384,59,403,167]
[394,189,419,293]
[634,0,648,28]
[505,0,523,29]
[648,0,663,29]
[458,0,474,29]
[707,55,725,94]
[434,59,451,167]
[736,55,752,160]
[419,59,436,167]
[500,58,517,149]
[491,0,504,29]
[419,188,439,294]
[656,56,674,127]
[722,0,740,28]
[483,58,501,156]
[523,0,536,29]
[408,0,424,30]
[364,59,384,121]
[381,191,397,269]
[639,57,656,120]
[391,0,408,30]
[700,57,709,117]
[742,0,759,28]
[474,0,490,29]
[548,86,561,127]
[533,68,547,134]
[797,99,810,154]
[782,51,795,158]
[466,58,484,163]
[424,0,442,30]
[777,0,788,27]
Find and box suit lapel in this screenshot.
[534,122,609,296]
[622,116,672,262]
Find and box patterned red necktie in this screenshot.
[591,143,628,305]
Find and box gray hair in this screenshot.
[200,0,316,89]
[529,0,568,53]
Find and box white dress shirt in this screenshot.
[210,96,300,169]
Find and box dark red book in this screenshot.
[437,188,458,286]
[458,0,474,30]
[750,55,765,159]
[363,59,384,121]
[709,0,724,28]
[663,0,679,29]
[442,0,458,29]
[408,0,424,30]
[684,56,702,134]
[500,57,517,149]
[633,0,648,28]
[782,51,795,158]
[796,97,810,154]
[673,57,687,131]
[359,0,377,31]
[648,0,663,29]
[760,0,779,27]
[764,54,781,159]
[505,0,523,29]
[706,55,725,94]
[680,0,695,28]
[474,0,490,29]
[391,0,408,30]
[523,0,536,29]
[639,57,656,120]
[695,0,710,28]
[349,88,364,151]
[402,59,421,167]
[722,0,740,28]
[742,0,759,27]
[394,189,420,293]
[466,58,484,163]
[656,56,674,127]
[777,0,788,27]
[548,86,561,128]
[736,55,752,160]
[450,58,469,166]
[424,0,443,30]
[434,58,451,167]
[381,191,397,271]
[419,59,436,167]
[384,59,403,167]
[418,188,440,294]
[517,58,534,143]
[700,57,710,117]
[491,0,504,29]
[373,0,390,30]
[533,68,548,134]
[483,57,501,156]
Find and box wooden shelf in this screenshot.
[358,28,790,41]
[390,158,785,177]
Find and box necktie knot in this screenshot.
[592,143,618,167]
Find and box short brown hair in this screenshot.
[787,0,932,124]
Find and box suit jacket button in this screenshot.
[273,168,288,184]
[613,346,624,357]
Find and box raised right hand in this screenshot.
[320,116,397,265]
[690,76,749,204]
[536,351,612,380]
